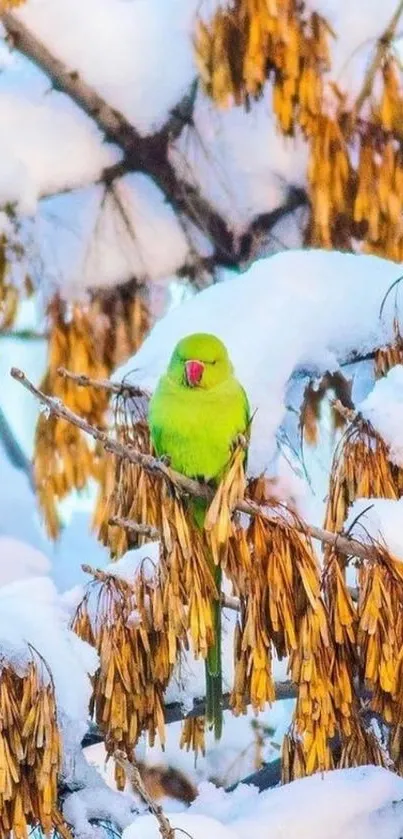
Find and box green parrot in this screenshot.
[148,333,250,739]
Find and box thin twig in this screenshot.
[114,751,174,839]
[332,399,360,425]
[57,367,147,398]
[82,560,243,610]
[10,366,384,564]
[108,516,159,540]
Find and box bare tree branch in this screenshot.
[10,365,388,564]
[57,367,148,398]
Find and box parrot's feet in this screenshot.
[158,454,171,467]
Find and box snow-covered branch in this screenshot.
[1,11,306,272]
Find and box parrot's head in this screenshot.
[167,333,233,390]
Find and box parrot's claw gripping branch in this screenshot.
[10,365,387,566]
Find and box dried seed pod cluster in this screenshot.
[180,717,206,758]
[357,548,403,725]
[0,225,32,331]
[73,561,179,790]
[194,0,403,260]
[324,417,403,536]
[322,552,357,737]
[194,0,331,133]
[0,659,65,839]
[375,320,403,378]
[306,54,403,256]
[94,396,153,558]
[34,288,149,539]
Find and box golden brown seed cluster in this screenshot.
[87,408,353,779]
[180,717,206,759]
[0,230,32,331]
[34,290,149,539]
[325,418,403,537]
[0,660,66,839]
[194,0,331,134]
[73,563,178,790]
[195,3,403,260]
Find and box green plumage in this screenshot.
[148,333,250,739]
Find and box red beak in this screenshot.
[185,359,204,387]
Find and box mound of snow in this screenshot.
[123,766,403,839]
[115,249,403,475]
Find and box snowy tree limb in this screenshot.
[0,12,231,264]
[10,366,386,564]
[1,11,306,270]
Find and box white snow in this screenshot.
[17,0,199,135]
[0,94,117,213]
[115,249,403,476]
[126,812,238,839]
[0,535,50,584]
[63,785,139,838]
[359,366,403,468]
[123,766,403,839]
[106,542,161,584]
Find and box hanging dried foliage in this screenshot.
[357,546,403,726]
[324,413,403,536]
[0,220,32,332]
[0,658,66,839]
[305,53,403,256]
[73,560,179,790]
[94,392,152,557]
[194,0,332,133]
[322,551,357,737]
[306,113,352,249]
[194,0,403,260]
[180,717,206,758]
[374,318,403,378]
[225,479,338,777]
[34,286,149,539]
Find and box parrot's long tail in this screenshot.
[191,497,223,740]
[205,563,223,739]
